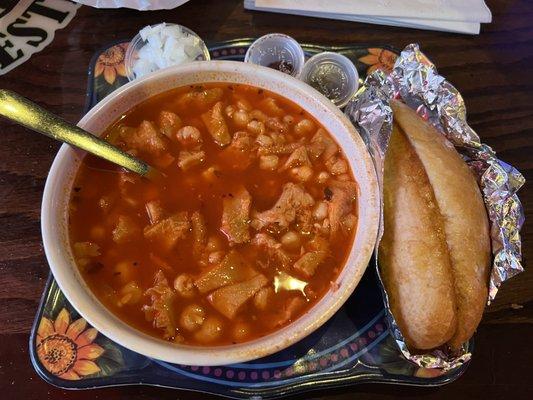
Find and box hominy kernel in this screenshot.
[290,165,313,182]
[281,231,301,250]
[233,109,250,128]
[174,274,196,298]
[259,155,279,170]
[180,304,206,331]
[247,120,266,135]
[225,105,236,117]
[294,119,315,136]
[313,202,328,221]
[250,109,267,122]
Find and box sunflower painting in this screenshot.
[95,42,129,85]
[36,308,104,380]
[358,48,398,75]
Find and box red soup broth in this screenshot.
[69,83,358,346]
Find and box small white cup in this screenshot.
[300,52,359,108]
[244,33,305,77]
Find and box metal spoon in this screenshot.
[0,89,162,180]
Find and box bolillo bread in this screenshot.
[379,100,491,350]
[379,124,458,349]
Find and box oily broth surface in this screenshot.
[69,83,357,346]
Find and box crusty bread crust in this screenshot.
[379,124,457,350]
[380,100,491,350]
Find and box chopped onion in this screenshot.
[132,23,204,79]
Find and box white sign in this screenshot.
[73,0,189,11]
[0,0,80,75]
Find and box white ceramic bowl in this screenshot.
[41,61,379,366]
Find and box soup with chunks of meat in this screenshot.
[69,83,358,346]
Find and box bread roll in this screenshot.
[380,125,458,349]
[379,100,491,350]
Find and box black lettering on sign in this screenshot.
[1,0,80,74]
[0,0,19,19]
[0,36,24,69]
[22,0,69,24]
[7,18,48,47]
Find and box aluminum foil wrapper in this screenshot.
[345,71,393,244]
[345,44,525,371]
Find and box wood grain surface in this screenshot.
[0,0,531,399]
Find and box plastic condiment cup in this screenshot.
[244,33,305,77]
[299,52,359,108]
[124,23,210,81]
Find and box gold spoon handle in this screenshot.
[0,89,158,178]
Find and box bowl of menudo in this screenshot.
[41,61,379,365]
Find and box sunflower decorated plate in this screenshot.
[31,38,468,399]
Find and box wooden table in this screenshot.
[1,0,531,399]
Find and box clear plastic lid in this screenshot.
[299,52,360,108]
[244,33,305,77]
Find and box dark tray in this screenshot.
[30,38,468,399]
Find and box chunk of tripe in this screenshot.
[293,236,329,278]
[194,250,257,294]
[201,101,231,146]
[218,131,254,171]
[327,180,357,237]
[307,128,338,160]
[191,211,207,262]
[143,212,190,250]
[250,233,291,269]
[178,150,205,171]
[113,215,141,244]
[279,146,311,171]
[158,110,182,138]
[142,270,176,340]
[252,183,314,232]
[145,200,165,224]
[220,185,251,245]
[177,87,223,110]
[120,120,168,156]
[253,286,274,310]
[208,274,269,319]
